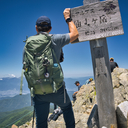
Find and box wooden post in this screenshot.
[83,0,117,128]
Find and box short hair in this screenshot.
[110,58,114,61]
[75,81,79,85]
[36,22,51,32]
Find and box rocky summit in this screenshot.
[15,68,128,128]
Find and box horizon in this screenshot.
[0,76,90,98]
[0,74,93,79]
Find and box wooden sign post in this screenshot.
[71,0,124,127]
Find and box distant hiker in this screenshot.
[85,78,93,85]
[109,57,119,72]
[74,81,82,91]
[72,81,82,102]
[22,8,78,128]
[47,107,63,122]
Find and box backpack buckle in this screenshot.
[43,57,50,66]
[44,72,50,78]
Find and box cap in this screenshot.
[36,16,51,27]
[89,78,93,81]
[74,81,79,85]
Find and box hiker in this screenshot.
[22,8,78,128]
[85,78,93,85]
[47,107,63,122]
[72,81,82,102]
[109,57,119,72]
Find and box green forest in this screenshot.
[0,105,54,128]
[0,91,73,127]
[0,106,33,128]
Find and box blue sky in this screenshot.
[0,0,128,78]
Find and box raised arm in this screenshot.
[63,8,79,43]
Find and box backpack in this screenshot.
[20,33,64,95]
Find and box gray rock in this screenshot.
[112,76,120,88]
[116,101,128,128]
[119,73,128,87]
[113,68,128,75]
[87,104,99,128]
[114,87,125,107]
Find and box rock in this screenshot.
[19,119,36,128]
[113,68,128,75]
[119,73,128,87]
[73,82,96,114]
[87,104,99,128]
[116,101,128,128]
[112,76,120,88]
[11,125,18,128]
[114,87,125,107]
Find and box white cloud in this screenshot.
[0,79,2,80]
[9,74,16,77]
[0,74,17,79]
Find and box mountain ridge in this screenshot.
[0,76,93,98]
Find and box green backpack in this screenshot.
[20,33,64,95]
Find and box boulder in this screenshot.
[87,104,99,128]
[116,101,128,128]
[11,125,18,128]
[113,68,128,76]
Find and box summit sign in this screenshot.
[71,0,124,42]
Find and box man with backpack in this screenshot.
[22,8,78,128]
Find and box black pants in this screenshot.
[33,86,75,128]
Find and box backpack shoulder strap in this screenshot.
[20,69,24,95]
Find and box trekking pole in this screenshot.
[32,108,35,128]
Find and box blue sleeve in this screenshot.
[52,33,70,48]
[78,85,82,91]
[85,80,89,85]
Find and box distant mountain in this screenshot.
[0,91,74,113]
[0,77,29,91]
[0,106,33,128]
[0,94,31,112]
[0,77,29,98]
[0,76,93,98]
[64,76,93,91]
[0,96,12,100]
